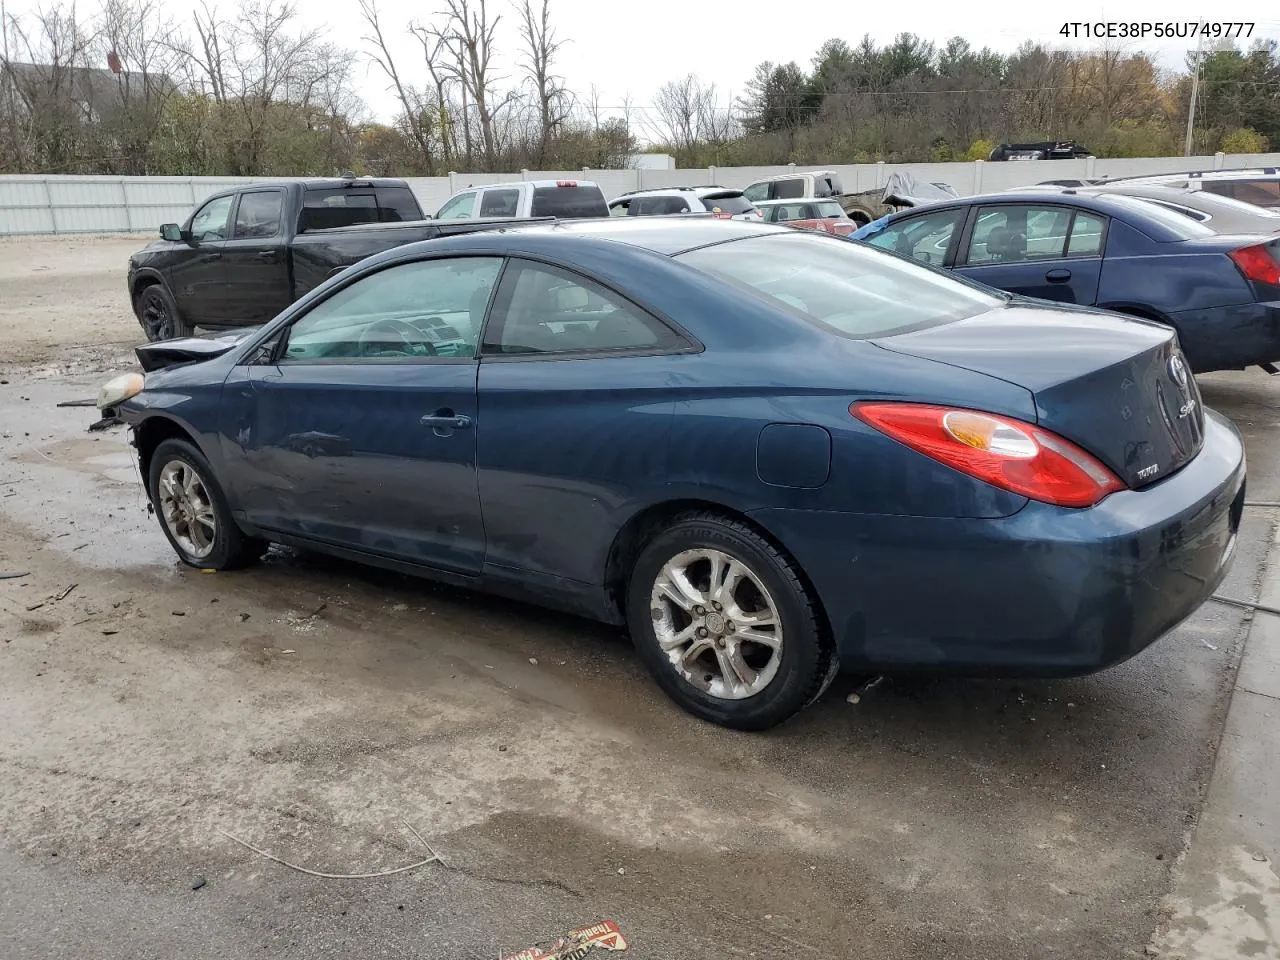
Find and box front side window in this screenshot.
[865,208,964,266]
[281,257,503,361]
[484,260,682,356]
[436,192,477,220]
[190,195,234,241]
[234,191,284,239]
[679,232,1004,340]
[742,183,768,203]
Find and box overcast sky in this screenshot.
[6,0,1280,132]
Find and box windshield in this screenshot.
[531,185,608,218]
[677,232,1004,339]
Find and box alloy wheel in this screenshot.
[649,548,784,700]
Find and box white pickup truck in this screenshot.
[434,179,610,220]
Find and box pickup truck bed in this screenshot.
[127,176,544,341]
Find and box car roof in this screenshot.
[754,198,835,206]
[523,178,601,188]
[747,169,838,184]
[299,177,412,189]
[614,185,743,198]
[1105,167,1280,183]
[384,217,795,262]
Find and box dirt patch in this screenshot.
[0,233,146,368]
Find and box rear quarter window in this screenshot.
[531,185,609,218]
[678,232,1004,339]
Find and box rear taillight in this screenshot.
[851,402,1125,508]
[1228,243,1280,286]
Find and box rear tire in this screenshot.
[136,284,193,342]
[626,512,835,730]
[147,438,265,570]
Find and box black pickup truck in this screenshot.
[127,176,537,341]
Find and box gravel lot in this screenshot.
[1,234,1277,959]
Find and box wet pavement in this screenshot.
[1,367,1279,959]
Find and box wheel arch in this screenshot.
[130,270,169,310]
[601,498,832,639]
[133,415,204,489]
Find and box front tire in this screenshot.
[136,284,193,342]
[626,512,835,730]
[147,438,265,570]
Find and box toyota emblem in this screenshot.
[1168,354,1188,389]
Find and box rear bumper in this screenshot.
[1171,300,1280,371]
[748,409,1246,676]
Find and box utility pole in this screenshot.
[1184,25,1204,157]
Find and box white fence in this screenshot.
[2,152,1280,237]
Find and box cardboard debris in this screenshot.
[501,920,628,960]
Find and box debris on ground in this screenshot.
[55,399,97,408]
[0,571,29,580]
[191,876,206,890]
[501,920,629,960]
[846,675,885,705]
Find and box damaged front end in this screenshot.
[90,328,261,432]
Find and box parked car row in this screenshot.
[851,169,1280,375]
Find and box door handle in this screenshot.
[1045,268,1072,283]
[420,413,472,429]
[256,250,278,262]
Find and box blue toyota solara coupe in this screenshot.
[97,219,1245,730]
[852,189,1280,374]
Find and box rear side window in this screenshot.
[679,232,1004,339]
[1206,179,1280,208]
[298,186,423,232]
[966,204,1074,264]
[484,260,682,355]
[234,190,283,239]
[1067,212,1107,256]
[530,185,608,218]
[479,188,520,217]
[814,200,846,218]
[633,195,691,216]
[772,178,805,200]
[813,175,842,197]
[699,192,753,215]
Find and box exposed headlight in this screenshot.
[97,372,145,410]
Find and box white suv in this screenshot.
[608,186,762,220]
[1105,168,1280,209]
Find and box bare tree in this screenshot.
[0,2,96,171]
[517,0,569,164]
[360,0,435,171]
[438,0,510,169]
[97,0,182,173]
[188,0,228,102]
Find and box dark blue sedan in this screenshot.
[97,219,1245,729]
[856,189,1280,373]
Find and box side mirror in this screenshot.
[160,223,184,242]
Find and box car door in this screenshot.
[218,188,292,325]
[864,207,967,267]
[169,193,234,325]
[475,258,690,587]
[220,254,505,573]
[954,203,1106,305]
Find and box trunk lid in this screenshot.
[873,302,1206,490]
